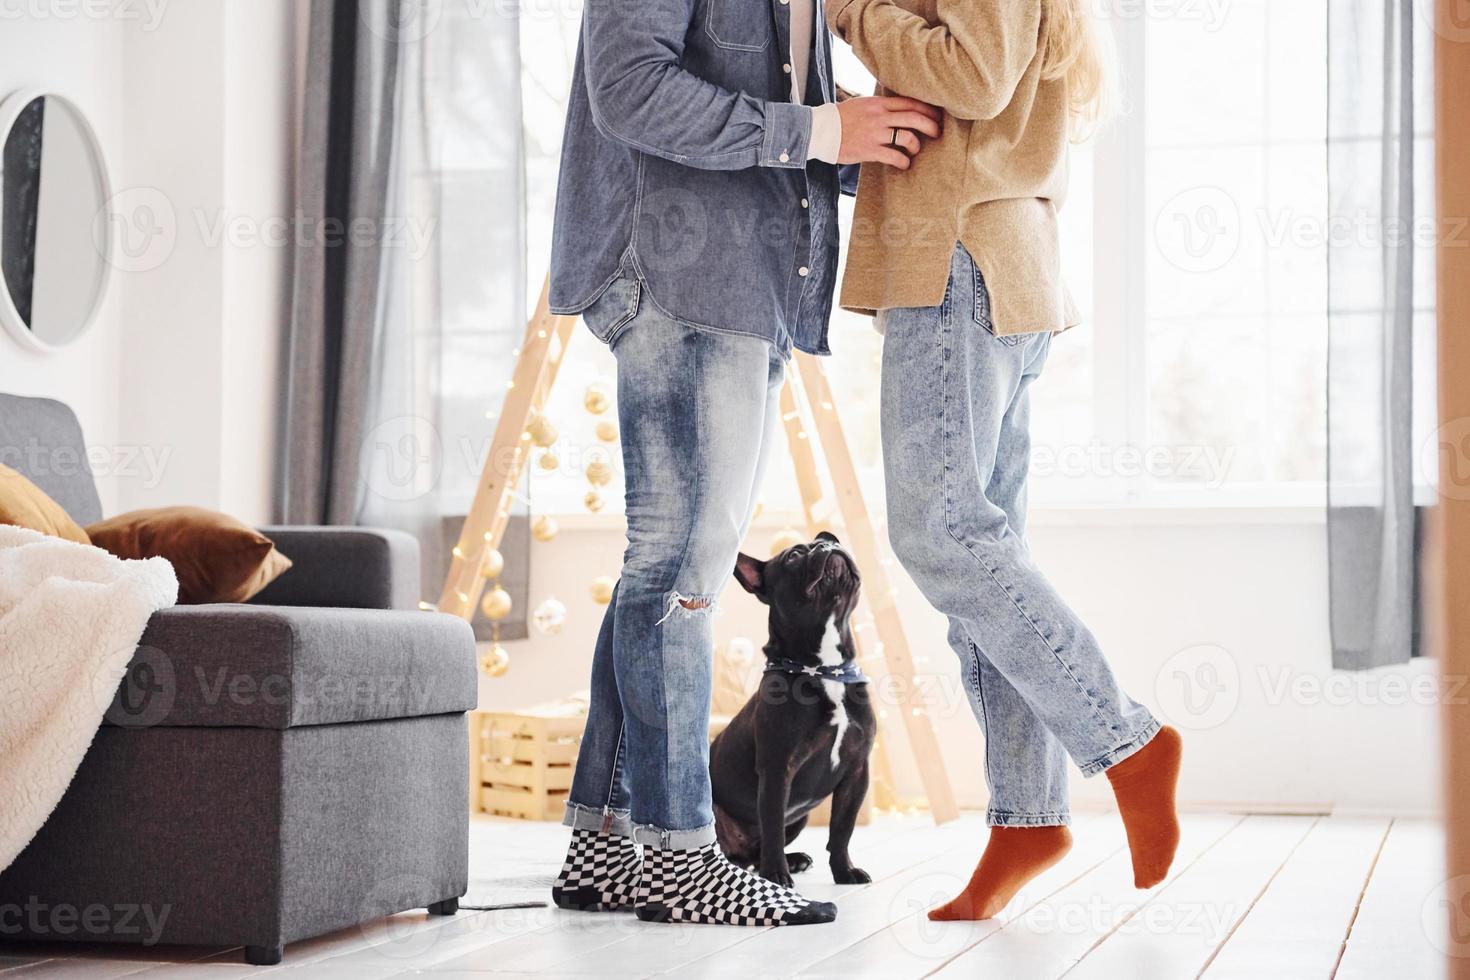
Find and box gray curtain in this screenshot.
[280,0,403,526]
[1326,0,1437,670]
[281,0,530,629]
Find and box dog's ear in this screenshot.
[733,552,767,599]
[816,530,840,545]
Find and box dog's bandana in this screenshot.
[764,659,868,684]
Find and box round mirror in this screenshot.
[0,91,112,352]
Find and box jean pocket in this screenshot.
[703,0,771,51]
[972,263,1025,348]
[583,275,642,344]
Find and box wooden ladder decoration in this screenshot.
[440,278,959,825]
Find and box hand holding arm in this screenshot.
[826,0,1041,121]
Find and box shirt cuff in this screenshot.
[807,103,842,164]
[760,102,812,169]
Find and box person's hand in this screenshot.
[835,96,943,169]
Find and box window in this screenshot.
[519,0,1339,516]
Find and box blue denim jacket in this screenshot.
[548,0,843,356]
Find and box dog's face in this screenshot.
[733,531,861,647]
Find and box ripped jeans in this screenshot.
[564,274,783,847]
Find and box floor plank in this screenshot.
[4,813,1447,979]
[1199,816,1390,979]
[641,818,1028,979]
[1334,819,1449,980]
[794,816,1121,979]
[417,815,973,976]
[930,814,1244,979]
[1064,815,1318,980]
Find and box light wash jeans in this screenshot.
[564,274,784,847]
[880,244,1159,828]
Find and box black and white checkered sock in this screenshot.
[552,829,643,911]
[636,842,838,926]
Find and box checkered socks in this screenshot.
[552,829,643,911]
[636,841,837,926]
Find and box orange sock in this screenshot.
[1106,725,1183,888]
[927,825,1073,921]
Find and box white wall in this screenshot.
[0,1,298,523]
[0,13,126,511]
[485,512,1442,816]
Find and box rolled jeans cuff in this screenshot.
[632,822,717,849]
[987,809,1072,828]
[563,802,634,838]
[1078,716,1163,778]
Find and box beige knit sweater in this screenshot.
[827,0,1080,335]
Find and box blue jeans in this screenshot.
[564,276,784,847]
[880,245,1159,828]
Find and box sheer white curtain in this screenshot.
[1326,0,1437,669]
[357,2,529,631]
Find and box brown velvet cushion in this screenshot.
[87,506,292,604]
[0,464,91,544]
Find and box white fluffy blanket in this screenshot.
[0,525,177,870]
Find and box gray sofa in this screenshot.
[0,394,479,966]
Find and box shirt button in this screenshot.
[783,63,792,73]
[801,198,809,208]
[779,152,790,163]
[798,266,810,277]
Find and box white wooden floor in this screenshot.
[0,812,1450,979]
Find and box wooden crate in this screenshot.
[472,702,585,821]
[468,700,871,826]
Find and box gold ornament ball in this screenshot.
[478,643,510,677]
[480,548,505,580]
[532,598,568,635]
[526,414,559,448]
[584,383,612,415]
[590,576,615,605]
[595,420,619,443]
[584,489,606,513]
[480,586,513,621]
[770,528,805,554]
[585,460,613,487]
[532,515,559,542]
[537,451,560,472]
[726,636,757,665]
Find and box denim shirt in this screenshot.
[548,0,843,357]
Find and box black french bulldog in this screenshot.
[709,531,875,887]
